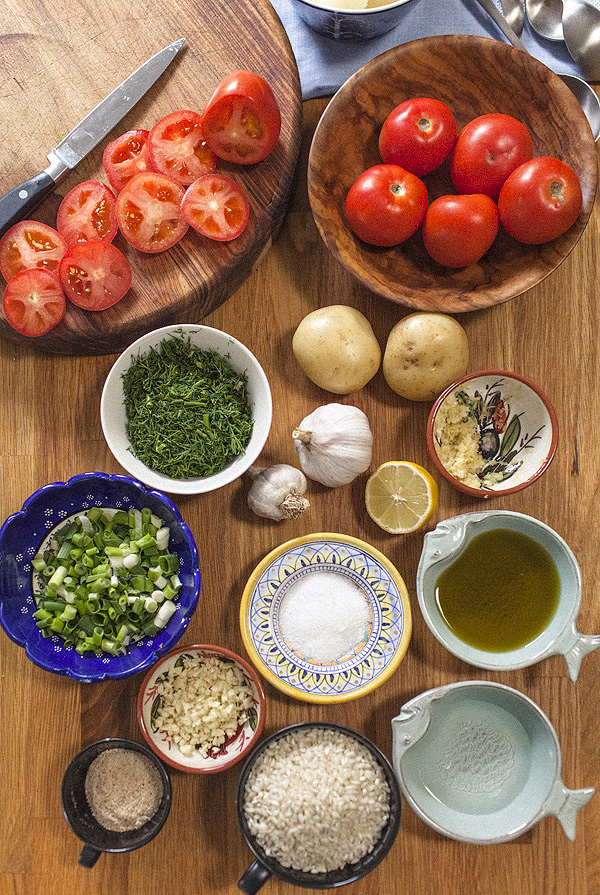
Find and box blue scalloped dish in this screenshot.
[0,472,201,682]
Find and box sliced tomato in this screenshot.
[0,221,66,281]
[103,129,152,192]
[56,180,118,246]
[3,268,65,336]
[148,110,217,185]
[180,174,250,241]
[115,172,188,253]
[59,240,132,310]
[201,70,281,165]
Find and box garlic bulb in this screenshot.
[247,465,310,521]
[292,403,373,487]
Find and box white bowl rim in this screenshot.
[100,324,273,495]
[293,0,413,13]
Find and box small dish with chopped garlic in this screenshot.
[137,643,265,773]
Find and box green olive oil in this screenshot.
[434,528,560,652]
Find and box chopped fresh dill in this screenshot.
[122,336,254,480]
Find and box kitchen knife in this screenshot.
[0,37,186,238]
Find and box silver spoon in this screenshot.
[501,0,525,35]
[472,0,600,139]
[562,0,600,81]
[525,0,564,40]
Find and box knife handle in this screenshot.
[0,172,56,238]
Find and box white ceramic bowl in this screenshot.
[137,643,266,774]
[101,324,272,495]
[416,510,600,681]
[427,370,558,498]
[392,680,594,843]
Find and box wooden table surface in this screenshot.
[1,97,600,895]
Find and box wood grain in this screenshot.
[308,35,598,313]
[0,0,302,355]
[1,95,600,895]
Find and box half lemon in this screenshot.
[365,461,438,534]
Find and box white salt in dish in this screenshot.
[239,533,412,704]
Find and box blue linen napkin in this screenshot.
[269,0,597,100]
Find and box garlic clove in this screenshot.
[247,464,310,521]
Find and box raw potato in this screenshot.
[383,313,469,401]
[292,305,381,395]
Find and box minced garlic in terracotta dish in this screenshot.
[433,394,484,488]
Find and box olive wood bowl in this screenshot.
[307,35,598,314]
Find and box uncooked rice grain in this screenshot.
[242,727,390,874]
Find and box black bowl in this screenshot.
[236,722,401,892]
[61,737,172,867]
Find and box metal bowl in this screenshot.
[292,0,415,40]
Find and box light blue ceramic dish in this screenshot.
[392,680,594,843]
[416,510,600,681]
[0,472,201,682]
[292,0,415,40]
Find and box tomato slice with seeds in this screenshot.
[148,110,217,185]
[115,172,188,253]
[59,240,131,310]
[103,129,152,192]
[201,71,281,165]
[0,220,66,281]
[3,268,65,336]
[180,174,250,241]
[56,180,118,246]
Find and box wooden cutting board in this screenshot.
[0,0,302,355]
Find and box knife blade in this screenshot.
[0,37,186,238]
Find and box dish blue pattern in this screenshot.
[247,539,406,698]
[0,472,201,682]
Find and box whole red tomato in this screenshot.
[201,70,281,165]
[346,164,428,247]
[379,97,457,176]
[450,113,533,201]
[422,193,499,267]
[498,156,583,244]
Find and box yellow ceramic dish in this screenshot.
[239,532,412,704]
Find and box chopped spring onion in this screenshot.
[31,506,183,657]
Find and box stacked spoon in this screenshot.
[525,0,600,80]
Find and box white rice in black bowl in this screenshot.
[242,725,391,874]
